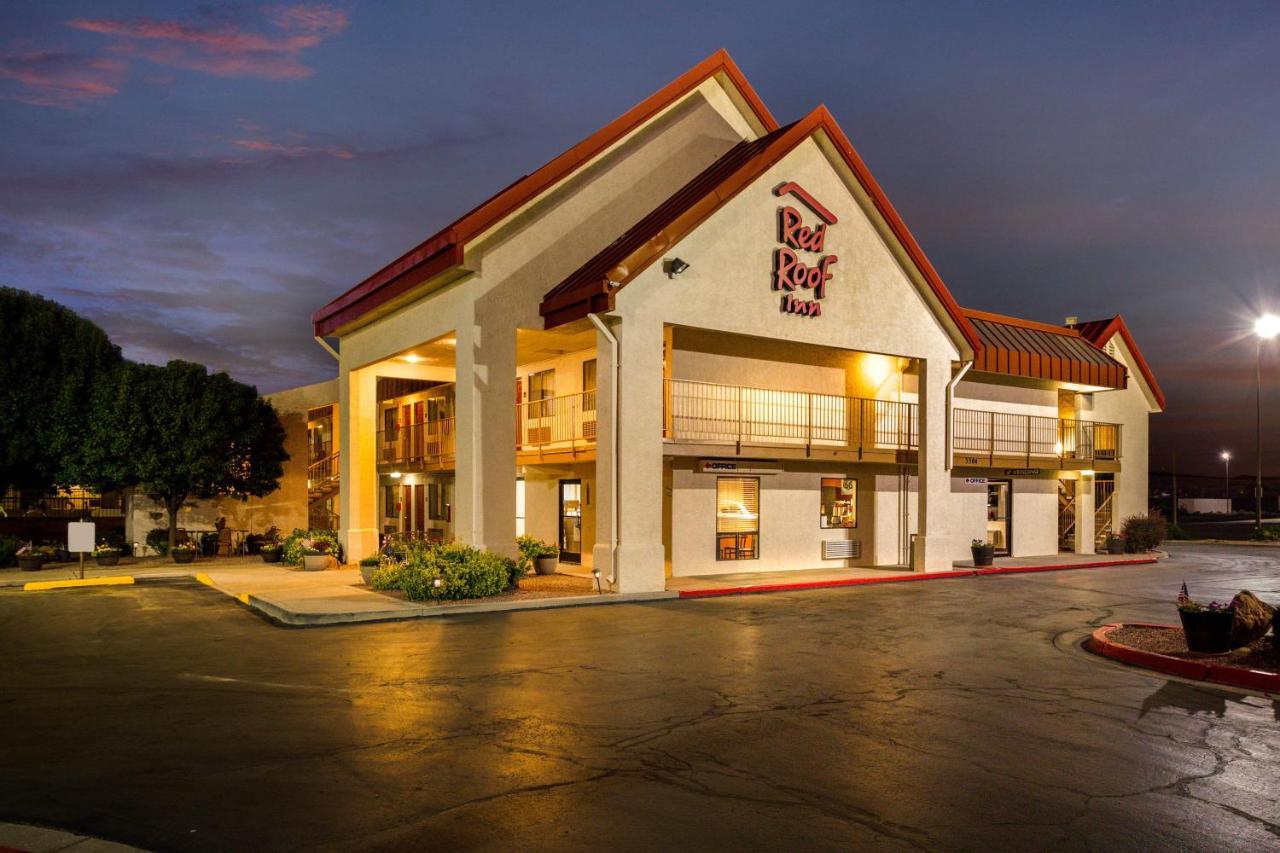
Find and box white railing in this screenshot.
[517,389,597,451]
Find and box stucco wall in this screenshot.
[1090,336,1156,525]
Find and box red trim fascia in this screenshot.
[676,556,1157,599]
[1074,315,1166,410]
[811,105,981,357]
[1086,624,1280,693]
[312,49,777,337]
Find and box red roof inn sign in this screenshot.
[772,181,838,318]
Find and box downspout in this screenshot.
[587,311,619,590]
[315,336,340,361]
[945,360,973,471]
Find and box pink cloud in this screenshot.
[66,4,348,81]
[232,136,354,159]
[0,49,127,108]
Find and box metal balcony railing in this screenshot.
[952,409,1121,464]
[0,491,124,518]
[517,389,598,451]
[663,378,918,452]
[307,451,340,493]
[377,418,456,468]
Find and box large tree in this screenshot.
[0,287,123,495]
[124,361,288,551]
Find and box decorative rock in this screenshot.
[1229,590,1274,648]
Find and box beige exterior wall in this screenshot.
[1090,336,1156,525]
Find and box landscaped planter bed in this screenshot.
[1086,623,1280,693]
[370,573,598,606]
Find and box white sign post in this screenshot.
[68,521,95,580]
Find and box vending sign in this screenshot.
[772,181,838,318]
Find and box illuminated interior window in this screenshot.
[716,476,759,560]
[820,478,857,528]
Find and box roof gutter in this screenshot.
[945,360,973,471]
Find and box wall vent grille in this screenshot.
[821,540,861,560]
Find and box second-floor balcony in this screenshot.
[952,408,1121,466]
[663,378,918,455]
[517,389,597,455]
[378,419,456,470]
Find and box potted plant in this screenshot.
[970,538,995,567]
[1177,583,1235,654]
[171,541,198,564]
[16,544,54,571]
[93,543,121,567]
[359,555,381,585]
[260,543,283,564]
[1105,534,1127,555]
[301,538,331,571]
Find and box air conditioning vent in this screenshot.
[821,540,860,560]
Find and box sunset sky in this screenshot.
[4,1,1280,475]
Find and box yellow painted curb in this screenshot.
[24,576,135,592]
[194,572,215,587]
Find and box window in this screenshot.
[529,369,555,418]
[582,359,597,411]
[820,478,857,528]
[716,476,759,560]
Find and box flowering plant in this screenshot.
[172,541,198,553]
[1176,581,1233,614]
[17,543,56,559]
[92,542,120,556]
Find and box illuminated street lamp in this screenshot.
[1220,450,1231,507]
[1252,315,1280,532]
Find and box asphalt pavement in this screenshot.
[1,544,1278,852]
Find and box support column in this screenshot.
[453,309,517,559]
[339,363,379,562]
[1074,474,1096,555]
[614,313,666,593]
[912,356,951,571]
[591,320,617,582]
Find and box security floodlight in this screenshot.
[666,257,691,278]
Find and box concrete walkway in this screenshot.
[0,820,147,852]
[0,555,270,588]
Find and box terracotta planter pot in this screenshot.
[971,544,995,567]
[1179,608,1235,654]
[172,550,196,564]
[302,554,329,571]
[260,549,282,563]
[17,555,45,572]
[534,554,559,575]
[95,553,120,567]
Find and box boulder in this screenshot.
[1229,590,1274,648]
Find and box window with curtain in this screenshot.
[716,476,759,560]
[529,369,555,417]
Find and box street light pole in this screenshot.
[1221,450,1232,508]
[1252,314,1280,532]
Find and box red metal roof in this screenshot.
[312,49,777,337]
[1071,315,1166,410]
[539,105,984,358]
[964,308,1126,389]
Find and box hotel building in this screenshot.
[311,50,1164,593]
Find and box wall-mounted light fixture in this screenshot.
[390,471,402,479]
[664,257,691,278]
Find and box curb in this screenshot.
[22,576,135,592]
[0,820,148,852]
[243,589,680,627]
[677,556,1159,599]
[1085,623,1280,694]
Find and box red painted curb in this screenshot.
[676,556,1158,599]
[1085,624,1280,693]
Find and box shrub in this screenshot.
[399,542,512,601]
[145,527,170,556]
[1166,524,1191,541]
[368,562,403,591]
[0,535,19,568]
[359,555,381,567]
[1121,513,1167,552]
[281,528,341,566]
[1251,525,1280,542]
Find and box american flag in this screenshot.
[1178,582,1191,605]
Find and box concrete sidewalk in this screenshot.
[0,555,270,589]
[196,565,676,627]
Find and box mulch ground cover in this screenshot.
[1110,624,1280,672]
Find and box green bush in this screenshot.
[1165,523,1191,541]
[399,542,512,601]
[368,561,403,590]
[1121,513,1167,552]
[0,535,20,568]
[1251,525,1280,542]
[145,527,170,556]
[281,528,341,566]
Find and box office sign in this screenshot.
[964,477,988,485]
[773,182,838,318]
[699,459,781,475]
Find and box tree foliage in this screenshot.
[125,361,288,550]
[0,287,122,494]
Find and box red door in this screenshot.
[414,484,425,533]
